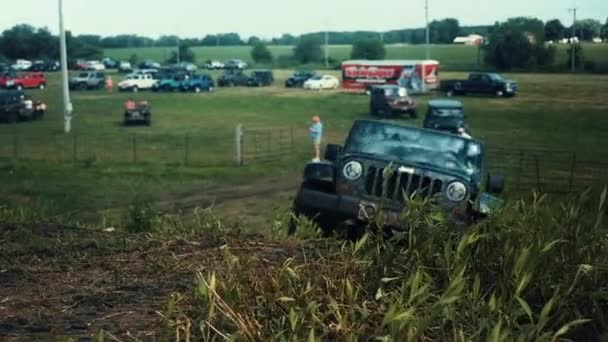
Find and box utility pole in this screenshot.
[325,30,329,68]
[380,32,384,42]
[58,0,72,133]
[176,37,181,64]
[569,7,577,72]
[425,0,430,60]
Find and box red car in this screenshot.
[0,72,47,90]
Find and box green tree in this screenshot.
[545,19,565,41]
[351,39,386,60]
[293,36,322,64]
[251,41,273,64]
[572,19,602,41]
[602,18,608,40]
[166,42,195,64]
[484,19,554,70]
[429,18,461,43]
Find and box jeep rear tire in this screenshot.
[79,83,87,91]
[409,109,417,119]
[446,89,454,97]
[132,86,139,93]
[496,90,504,97]
[39,83,46,90]
[16,85,23,91]
[208,86,214,92]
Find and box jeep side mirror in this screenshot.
[487,174,505,194]
[324,144,343,162]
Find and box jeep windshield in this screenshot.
[78,73,90,78]
[430,107,464,118]
[344,121,483,177]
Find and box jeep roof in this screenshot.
[428,99,463,109]
[0,89,24,102]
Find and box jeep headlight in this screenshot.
[446,181,468,202]
[6,80,14,86]
[343,161,363,181]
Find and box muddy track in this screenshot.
[0,223,318,340]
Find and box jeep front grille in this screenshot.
[364,166,444,202]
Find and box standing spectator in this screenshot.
[309,116,323,162]
[105,76,114,93]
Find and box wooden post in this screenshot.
[235,124,243,166]
[534,156,541,193]
[132,136,137,163]
[73,135,77,162]
[184,135,190,166]
[568,152,577,192]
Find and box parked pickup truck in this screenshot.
[0,72,47,90]
[118,73,156,92]
[441,73,518,98]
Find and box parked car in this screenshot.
[72,59,89,70]
[10,59,32,71]
[124,101,152,126]
[441,72,518,97]
[69,72,106,90]
[86,61,106,71]
[181,74,214,93]
[423,99,469,134]
[217,69,249,87]
[118,73,156,92]
[118,61,133,73]
[204,60,224,69]
[246,70,274,87]
[177,62,197,72]
[224,59,248,70]
[138,60,161,70]
[152,73,189,92]
[0,90,45,123]
[289,120,505,234]
[285,71,316,88]
[369,85,417,118]
[29,60,60,72]
[303,75,340,90]
[133,68,159,78]
[0,72,47,90]
[102,58,118,69]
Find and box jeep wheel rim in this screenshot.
[496,90,503,97]
[39,84,45,90]
[133,87,138,93]
[195,87,201,93]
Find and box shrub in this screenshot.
[293,36,322,64]
[351,39,386,60]
[250,41,273,64]
[164,190,608,340]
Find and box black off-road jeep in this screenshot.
[423,99,469,134]
[370,85,417,118]
[124,101,152,126]
[290,120,504,234]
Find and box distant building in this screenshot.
[453,34,484,46]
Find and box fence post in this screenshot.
[534,156,542,193]
[73,135,77,162]
[235,124,243,166]
[132,136,137,163]
[12,135,18,160]
[184,134,190,166]
[568,152,577,192]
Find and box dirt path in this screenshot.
[98,172,301,232]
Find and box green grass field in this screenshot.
[104,43,608,71]
[1,70,608,225]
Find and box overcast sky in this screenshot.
[1,0,606,39]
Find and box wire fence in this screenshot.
[1,126,607,195]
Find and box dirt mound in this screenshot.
[0,223,308,340]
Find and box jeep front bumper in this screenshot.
[294,188,474,228]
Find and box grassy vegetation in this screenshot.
[3,189,605,339]
[1,70,607,226]
[104,43,608,71]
